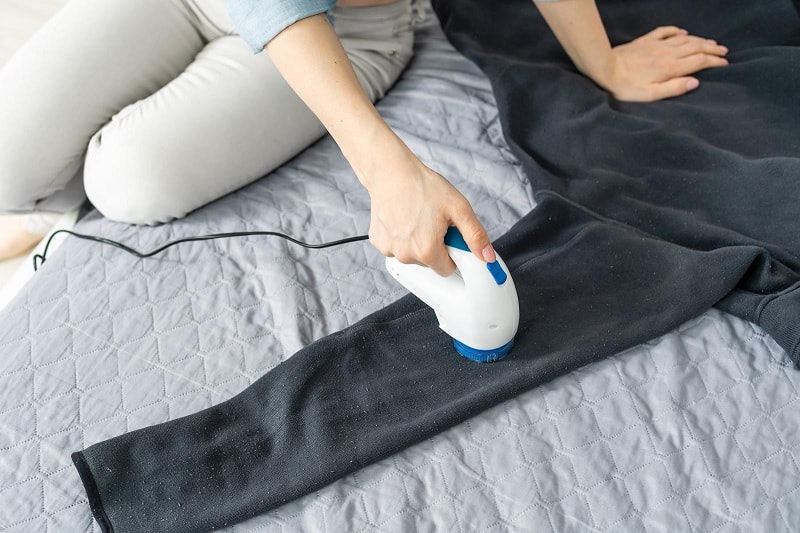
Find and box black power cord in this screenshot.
[33,229,369,272]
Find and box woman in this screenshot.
[0,0,728,276]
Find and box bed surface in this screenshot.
[1,5,799,532]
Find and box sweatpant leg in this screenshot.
[0,0,207,214]
[84,1,414,225]
[71,194,785,533]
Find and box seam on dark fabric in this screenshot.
[71,452,115,533]
[754,280,800,321]
[332,307,429,334]
[534,189,664,243]
[512,224,597,272]
[535,189,800,273]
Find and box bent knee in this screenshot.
[83,131,188,225]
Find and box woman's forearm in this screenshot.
[532,0,614,87]
[264,13,407,190]
[264,12,496,272]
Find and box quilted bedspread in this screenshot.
[1,5,799,532]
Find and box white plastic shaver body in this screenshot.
[385,227,519,362]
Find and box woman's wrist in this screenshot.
[533,0,615,89]
[340,120,415,192]
[578,48,618,92]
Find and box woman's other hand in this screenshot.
[599,26,729,102]
[534,0,729,102]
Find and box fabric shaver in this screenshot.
[385,227,519,362]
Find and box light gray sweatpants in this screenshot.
[0,0,414,224]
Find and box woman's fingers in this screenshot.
[654,35,729,80]
[649,76,700,100]
[648,26,687,40]
[665,53,729,79]
[426,243,458,277]
[671,36,728,58]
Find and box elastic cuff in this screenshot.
[757,282,800,368]
[72,452,115,533]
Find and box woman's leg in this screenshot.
[0,0,217,257]
[84,0,415,224]
[0,0,215,212]
[333,0,415,102]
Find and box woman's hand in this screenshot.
[360,131,495,277]
[597,26,729,102]
[534,0,730,102]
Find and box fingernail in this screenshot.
[482,244,496,263]
[720,46,729,53]
[686,78,700,90]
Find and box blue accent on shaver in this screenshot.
[443,227,470,252]
[452,338,514,363]
[486,261,507,285]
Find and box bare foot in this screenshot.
[0,215,47,260]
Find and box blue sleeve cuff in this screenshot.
[225,0,337,54]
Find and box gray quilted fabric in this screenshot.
[1,6,799,532]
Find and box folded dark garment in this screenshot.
[73,0,800,531]
[432,0,800,364]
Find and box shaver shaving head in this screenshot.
[452,338,515,363]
